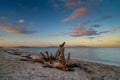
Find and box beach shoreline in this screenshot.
[71,57,120,67]
[0,48,120,80]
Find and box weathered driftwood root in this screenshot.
[40,42,71,71]
[25,42,71,71]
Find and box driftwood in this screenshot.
[6,49,21,55]
[26,42,71,71]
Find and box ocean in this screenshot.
[16,47,120,66]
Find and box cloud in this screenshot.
[62,0,85,8]
[61,0,102,8]
[62,8,86,22]
[51,0,102,9]
[70,25,117,37]
[97,26,120,35]
[70,26,98,37]
[52,26,120,37]
[0,17,36,34]
[91,24,100,27]
[81,20,91,25]
[80,16,112,25]
[94,15,112,22]
[98,31,110,34]
[17,19,25,24]
[88,37,95,39]
[109,26,120,32]
[52,32,69,36]
[97,26,120,34]
[0,25,36,34]
[51,0,102,22]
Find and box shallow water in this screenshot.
[16,47,120,66]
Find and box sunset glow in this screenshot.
[0,0,120,47]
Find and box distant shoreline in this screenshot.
[1,46,120,48]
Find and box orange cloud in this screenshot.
[70,26,98,37]
[0,17,36,34]
[70,25,117,37]
[0,26,21,33]
[62,8,86,22]
[0,25,36,34]
[63,0,82,8]
[64,0,102,8]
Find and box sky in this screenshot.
[0,0,120,47]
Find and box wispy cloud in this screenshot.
[51,0,102,22]
[70,25,120,37]
[62,8,86,22]
[51,32,69,36]
[88,36,95,39]
[17,19,25,24]
[63,0,102,8]
[79,15,112,25]
[52,25,120,37]
[94,15,112,22]
[109,26,120,32]
[0,25,36,34]
[0,17,36,34]
[70,26,98,37]
[98,31,110,34]
[98,26,120,34]
[80,20,91,25]
[62,0,87,8]
[91,24,100,27]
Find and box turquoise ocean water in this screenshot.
[16,47,120,66]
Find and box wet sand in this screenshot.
[0,48,120,80]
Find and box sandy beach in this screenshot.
[0,48,120,80]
